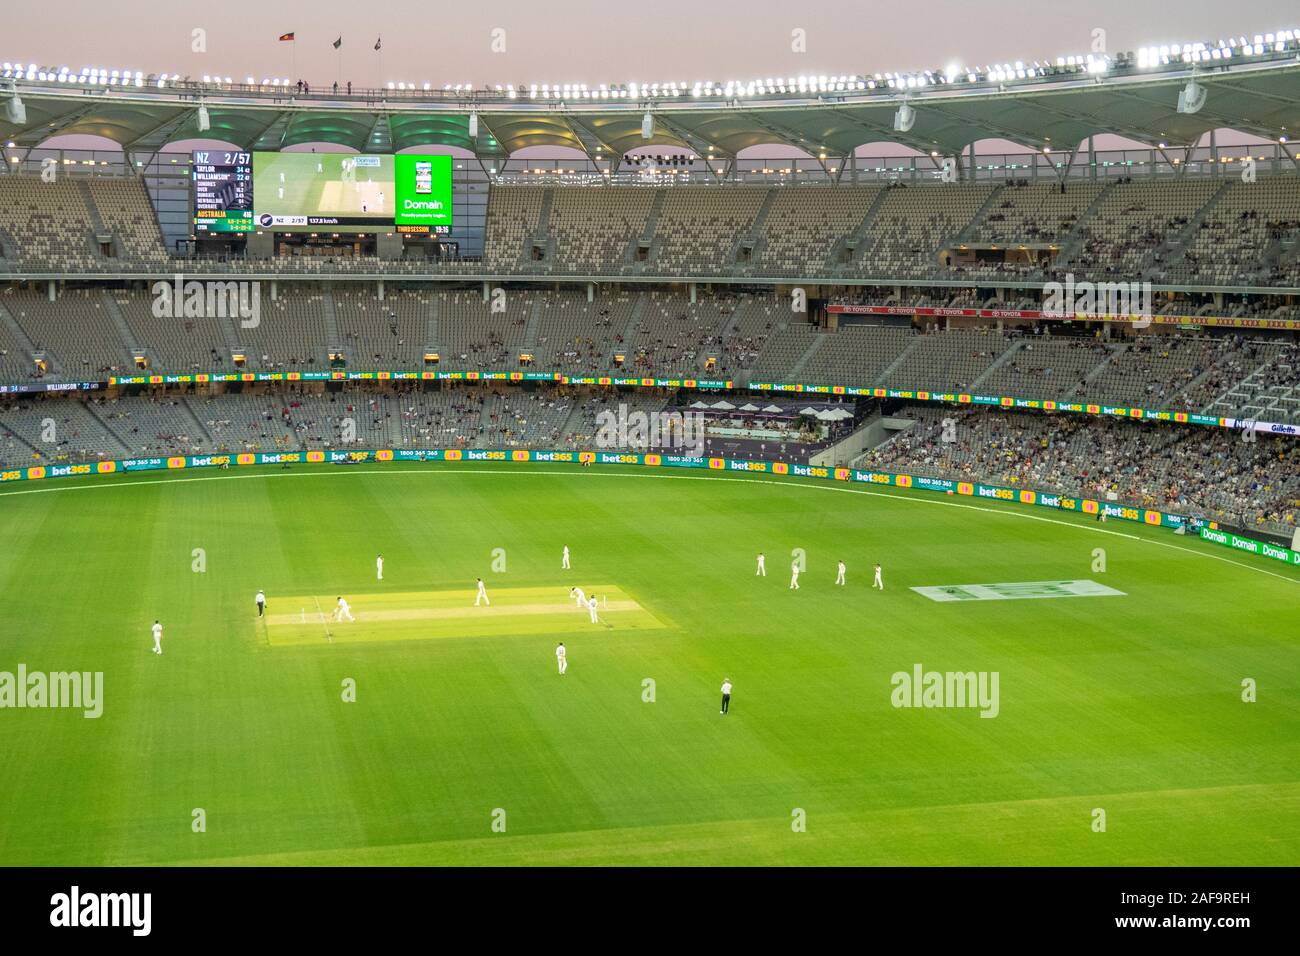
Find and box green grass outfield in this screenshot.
[0,462,1295,866]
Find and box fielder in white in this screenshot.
[873,563,884,590]
[587,595,599,624]
[790,560,801,590]
[556,642,567,675]
[475,577,490,606]
[376,554,384,581]
[334,596,355,622]
[570,586,587,608]
[756,552,766,576]
[151,620,163,655]
[836,560,846,586]
[562,546,571,570]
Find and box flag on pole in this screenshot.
[374,37,382,51]
[278,32,295,42]
[333,36,343,49]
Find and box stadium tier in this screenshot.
[3,380,1295,533]
[0,284,1295,424]
[0,173,1298,286]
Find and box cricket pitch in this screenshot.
[263,585,667,646]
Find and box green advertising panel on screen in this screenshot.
[394,154,453,228]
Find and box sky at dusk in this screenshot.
[6,2,1298,90]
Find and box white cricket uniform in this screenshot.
[556,645,567,675]
[756,554,766,576]
[790,562,800,589]
[151,622,163,654]
[255,591,266,616]
[335,598,355,622]
[836,562,846,586]
[874,566,884,590]
[587,596,599,624]
[562,547,570,570]
[572,587,586,607]
[475,581,490,606]
[376,556,384,581]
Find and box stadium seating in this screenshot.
[1,169,1297,542]
[968,181,1107,247]
[0,178,100,272]
[3,172,1300,286]
[1065,179,1221,279]
[334,289,429,370]
[856,182,996,277]
[871,403,1300,530]
[2,288,134,374]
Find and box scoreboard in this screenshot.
[192,150,253,233]
[191,150,455,236]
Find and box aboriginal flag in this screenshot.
[278,32,295,42]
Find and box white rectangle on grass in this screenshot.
[911,580,1127,602]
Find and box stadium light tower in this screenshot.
[642,111,654,139]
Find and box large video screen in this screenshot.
[252,153,397,230]
[393,154,454,229]
[193,151,455,235]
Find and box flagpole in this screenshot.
[291,39,296,87]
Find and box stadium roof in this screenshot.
[3,53,1299,161]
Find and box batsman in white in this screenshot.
[570,586,587,608]
[334,596,355,622]
[475,577,490,607]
